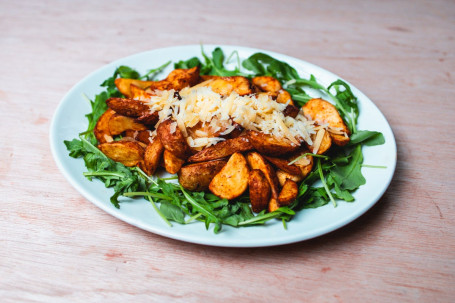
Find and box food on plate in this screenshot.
[65,47,385,232]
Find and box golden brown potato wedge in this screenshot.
[157,119,191,159]
[252,76,294,105]
[276,90,294,105]
[108,113,147,136]
[203,76,253,96]
[288,150,314,177]
[163,150,185,174]
[106,97,151,118]
[130,84,154,100]
[98,141,144,167]
[209,153,250,200]
[249,169,271,213]
[139,138,164,175]
[178,159,228,192]
[124,130,154,145]
[276,169,304,187]
[145,67,200,93]
[268,198,280,212]
[263,155,302,176]
[188,136,253,163]
[302,98,350,146]
[94,109,115,143]
[307,128,332,155]
[115,78,156,98]
[246,130,300,156]
[277,179,299,206]
[246,152,280,199]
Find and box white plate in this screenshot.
[50,45,397,247]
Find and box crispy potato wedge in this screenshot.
[98,141,144,167]
[106,97,151,118]
[130,84,154,100]
[307,128,332,155]
[246,152,280,199]
[268,198,280,212]
[163,150,185,174]
[246,131,300,156]
[178,159,228,192]
[188,136,253,163]
[108,113,147,135]
[277,179,299,206]
[288,150,314,177]
[115,78,156,98]
[276,90,294,105]
[157,119,191,159]
[263,156,302,176]
[139,138,164,175]
[145,67,200,93]
[209,153,250,200]
[276,169,304,187]
[94,109,115,143]
[203,76,253,96]
[252,76,294,105]
[124,130,153,145]
[302,98,350,146]
[249,169,271,213]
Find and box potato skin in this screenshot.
[246,131,300,156]
[252,76,294,105]
[98,141,144,167]
[249,169,271,213]
[277,179,299,206]
[246,152,280,199]
[157,119,191,160]
[209,153,250,200]
[163,150,185,174]
[140,138,164,176]
[94,109,115,143]
[106,97,151,118]
[178,159,228,192]
[276,169,304,187]
[145,66,200,92]
[115,78,155,98]
[188,136,253,163]
[302,98,350,146]
[204,76,253,96]
[263,155,302,176]
[108,113,147,136]
[124,130,153,145]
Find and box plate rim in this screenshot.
[50,44,397,247]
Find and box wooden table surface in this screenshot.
[1,0,454,302]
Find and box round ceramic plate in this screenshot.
[50,45,397,247]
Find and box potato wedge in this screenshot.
[98,141,144,167]
[178,159,228,192]
[276,90,294,105]
[209,153,249,200]
[106,97,151,118]
[288,150,314,177]
[145,67,200,92]
[130,84,154,100]
[307,128,332,155]
[108,113,147,135]
[94,109,115,143]
[188,136,253,163]
[302,98,350,146]
[246,131,300,156]
[203,76,253,96]
[263,155,302,176]
[157,119,191,159]
[139,138,164,175]
[277,179,299,206]
[163,150,185,174]
[249,169,271,213]
[246,152,280,199]
[115,78,156,98]
[252,76,294,105]
[268,198,280,212]
[276,169,304,187]
[124,130,154,145]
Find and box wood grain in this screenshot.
[1,0,454,302]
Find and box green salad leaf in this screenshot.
[64,47,385,233]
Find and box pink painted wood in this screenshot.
[1,0,454,302]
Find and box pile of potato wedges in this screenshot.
[94,66,350,213]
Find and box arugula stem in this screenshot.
[185,213,203,224]
[361,164,387,169]
[317,159,337,207]
[135,167,158,186]
[140,61,171,80]
[350,108,357,133]
[288,153,329,165]
[180,186,219,223]
[238,211,283,226]
[83,171,125,178]
[146,196,172,227]
[160,176,178,181]
[123,191,173,201]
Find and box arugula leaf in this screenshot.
[330,145,366,191]
[349,130,385,146]
[160,202,186,224]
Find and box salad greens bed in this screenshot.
[64,47,384,233]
